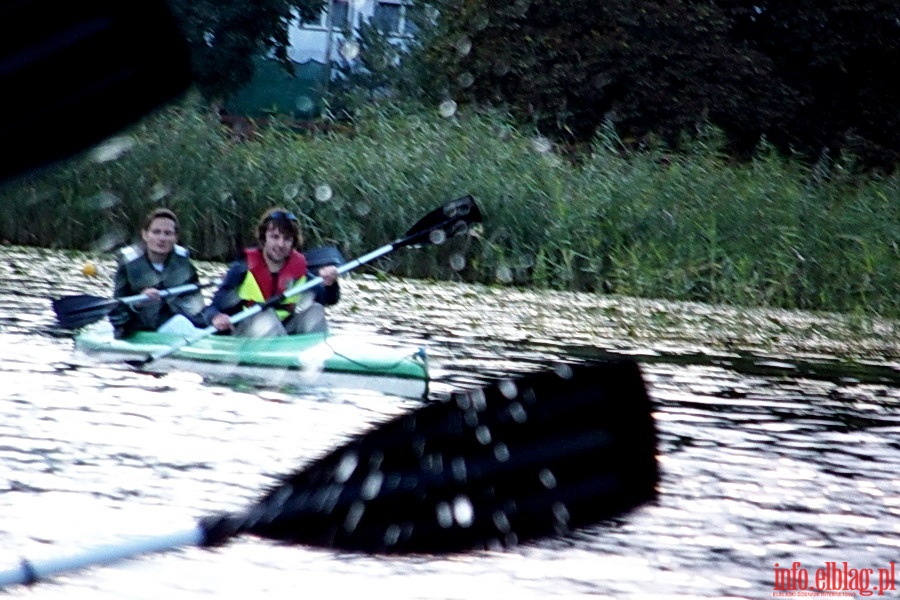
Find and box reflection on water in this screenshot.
[0,245,898,599]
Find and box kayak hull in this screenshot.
[74,327,429,399]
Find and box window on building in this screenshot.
[373,1,418,36]
[403,4,419,37]
[326,0,350,29]
[373,2,400,34]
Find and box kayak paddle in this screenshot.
[0,359,658,588]
[52,281,218,330]
[126,195,482,368]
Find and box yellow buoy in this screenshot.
[81,263,98,277]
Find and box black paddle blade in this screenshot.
[303,246,346,270]
[208,360,657,554]
[400,195,482,249]
[0,0,192,183]
[52,295,119,329]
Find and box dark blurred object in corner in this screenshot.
[0,0,191,184]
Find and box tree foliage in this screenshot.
[402,0,899,171]
[329,20,406,114]
[167,0,325,100]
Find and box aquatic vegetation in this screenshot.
[0,99,896,317]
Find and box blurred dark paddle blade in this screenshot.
[52,294,120,329]
[0,0,192,183]
[204,359,658,553]
[401,194,482,248]
[0,359,657,588]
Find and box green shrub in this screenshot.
[1,98,896,317]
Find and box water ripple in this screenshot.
[0,246,897,599]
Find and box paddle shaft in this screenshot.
[245,241,398,322]
[0,527,205,588]
[138,243,397,365]
[118,282,210,306]
[53,280,222,329]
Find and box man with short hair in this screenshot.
[110,208,205,338]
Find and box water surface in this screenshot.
[1,246,898,599]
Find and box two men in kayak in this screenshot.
[111,207,340,338]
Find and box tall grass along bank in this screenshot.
[0,100,897,318]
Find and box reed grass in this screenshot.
[1,98,897,317]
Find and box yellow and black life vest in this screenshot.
[236,248,308,321]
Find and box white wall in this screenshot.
[287,0,413,64]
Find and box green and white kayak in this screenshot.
[74,326,429,399]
